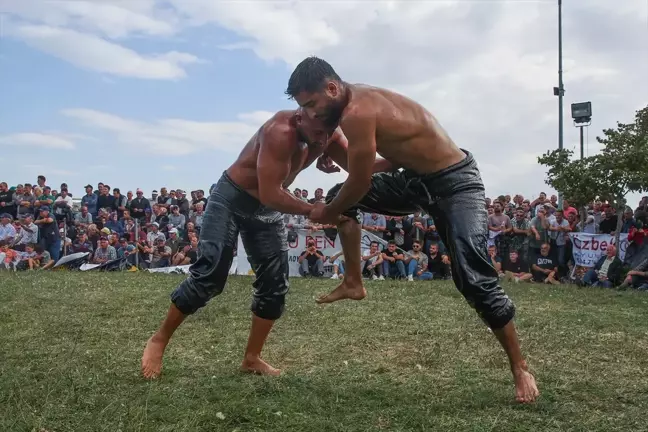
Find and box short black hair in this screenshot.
[413,240,422,245]
[285,56,341,98]
[370,241,379,247]
[388,240,396,245]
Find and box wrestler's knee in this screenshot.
[250,251,290,320]
[473,295,516,330]
[171,276,225,315]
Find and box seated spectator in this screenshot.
[298,239,325,277]
[150,238,172,268]
[191,203,205,230]
[362,241,384,280]
[166,228,181,255]
[502,250,532,283]
[74,206,93,229]
[15,243,38,271]
[146,222,166,246]
[168,205,186,230]
[581,244,622,288]
[426,242,451,280]
[618,257,648,291]
[59,228,72,255]
[0,241,19,270]
[405,240,429,281]
[15,185,36,219]
[92,236,117,264]
[0,182,16,218]
[183,222,198,242]
[28,245,54,270]
[71,233,94,256]
[487,244,503,275]
[531,243,559,285]
[171,237,199,266]
[328,251,345,280]
[14,214,38,251]
[381,240,406,280]
[104,213,124,236]
[0,213,16,243]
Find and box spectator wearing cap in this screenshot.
[0,182,16,218]
[168,205,186,230]
[0,213,16,243]
[147,222,165,246]
[112,188,127,218]
[150,237,172,268]
[53,188,73,223]
[81,185,98,219]
[15,214,38,250]
[175,189,190,218]
[92,236,117,264]
[129,189,150,223]
[34,206,61,262]
[166,228,180,255]
[15,184,36,219]
[36,186,55,215]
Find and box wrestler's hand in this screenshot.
[316,154,341,173]
[309,202,342,225]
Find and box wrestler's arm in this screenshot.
[324,113,377,215]
[257,124,314,216]
[326,129,394,174]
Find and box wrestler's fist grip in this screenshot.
[316,154,341,173]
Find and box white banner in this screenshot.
[568,232,629,267]
[234,229,404,277]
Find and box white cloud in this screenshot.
[0,133,76,149]
[161,165,177,171]
[11,25,200,80]
[163,0,647,199]
[60,108,275,155]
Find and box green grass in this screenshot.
[1,273,648,432]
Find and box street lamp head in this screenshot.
[572,101,592,125]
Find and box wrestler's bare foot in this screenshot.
[316,279,367,304]
[141,334,168,379]
[240,355,281,376]
[513,366,540,403]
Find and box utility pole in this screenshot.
[554,0,566,208]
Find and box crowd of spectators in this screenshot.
[1,178,647,291]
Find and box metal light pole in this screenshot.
[554,0,566,208]
[572,101,592,225]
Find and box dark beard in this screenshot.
[322,100,344,128]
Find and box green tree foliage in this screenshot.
[538,105,648,246]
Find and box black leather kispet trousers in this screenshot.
[326,150,515,329]
[171,172,289,321]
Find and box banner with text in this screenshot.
[235,229,399,277]
[568,232,629,267]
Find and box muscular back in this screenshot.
[344,85,464,174]
[227,110,327,200]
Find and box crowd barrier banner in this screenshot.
[235,228,395,277]
[568,232,629,267]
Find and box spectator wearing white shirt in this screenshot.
[0,213,16,243]
[75,206,93,229]
[15,215,38,250]
[53,188,73,222]
[146,222,166,246]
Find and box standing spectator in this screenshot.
[34,206,61,263]
[549,210,571,277]
[405,240,429,281]
[620,208,636,233]
[300,189,309,201]
[0,182,16,218]
[510,208,531,263]
[578,215,599,234]
[529,208,550,259]
[309,188,325,204]
[362,213,387,236]
[192,189,208,210]
[36,186,55,214]
[15,185,36,219]
[157,188,170,208]
[561,199,578,220]
[81,185,98,219]
[298,239,325,277]
[36,175,47,189]
[125,191,134,209]
[112,188,128,218]
[599,206,618,234]
[385,216,409,249]
[502,250,532,283]
[175,190,190,218]
[381,240,406,279]
[53,188,73,223]
[0,213,16,243]
[96,185,115,213]
[488,202,512,258]
[129,189,150,223]
[531,243,559,285]
[408,211,427,244]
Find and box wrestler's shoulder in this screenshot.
[261,110,298,137]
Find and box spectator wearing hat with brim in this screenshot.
[146,222,165,247]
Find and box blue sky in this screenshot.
[1,0,646,205]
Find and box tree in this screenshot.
[538,105,648,250]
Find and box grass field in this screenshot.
[1,273,648,432]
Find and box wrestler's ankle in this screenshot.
[511,361,529,374]
[150,331,171,344]
[243,353,262,363]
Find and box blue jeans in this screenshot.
[335,260,345,275]
[48,239,61,263]
[406,260,433,279]
[583,268,613,288]
[383,260,406,279]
